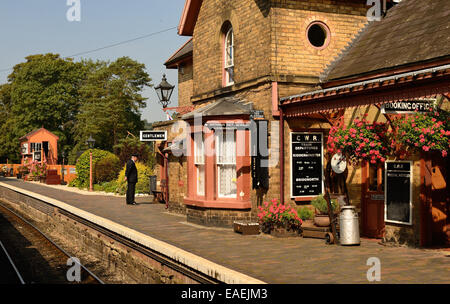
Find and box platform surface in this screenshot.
[1,177,449,284]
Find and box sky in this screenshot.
[0,0,188,123]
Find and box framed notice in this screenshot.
[385,161,413,225]
[290,132,324,198]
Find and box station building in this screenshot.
[153,0,449,247]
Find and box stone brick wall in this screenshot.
[271,0,368,78]
[192,0,271,96]
[178,60,194,108]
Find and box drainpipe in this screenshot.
[279,107,285,204]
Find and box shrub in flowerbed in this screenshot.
[94,154,122,183]
[392,108,450,157]
[70,149,115,188]
[257,199,302,235]
[115,162,153,195]
[327,115,391,164]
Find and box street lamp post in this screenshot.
[61,150,66,185]
[154,74,175,109]
[86,135,96,192]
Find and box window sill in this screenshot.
[184,197,251,209]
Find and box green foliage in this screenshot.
[0,54,152,163]
[113,136,154,168]
[0,54,89,162]
[115,162,153,195]
[74,57,151,151]
[298,207,314,220]
[71,149,115,188]
[95,154,121,183]
[311,194,337,215]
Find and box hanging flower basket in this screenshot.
[392,108,450,157]
[327,114,391,164]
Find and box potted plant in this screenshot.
[257,199,303,237]
[311,194,338,227]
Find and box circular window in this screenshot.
[306,22,330,49]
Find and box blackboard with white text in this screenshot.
[385,161,412,225]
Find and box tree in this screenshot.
[74,57,152,152]
[0,54,89,162]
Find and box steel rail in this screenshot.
[0,203,104,284]
[0,240,26,284]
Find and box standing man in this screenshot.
[125,153,139,205]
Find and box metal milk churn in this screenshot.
[339,206,360,245]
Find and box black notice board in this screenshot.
[385,161,412,224]
[290,132,324,197]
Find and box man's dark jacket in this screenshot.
[125,160,138,183]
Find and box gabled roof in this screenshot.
[322,0,450,84]
[19,127,59,141]
[181,97,253,120]
[165,38,193,68]
[178,0,202,36]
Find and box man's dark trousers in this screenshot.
[125,159,138,204]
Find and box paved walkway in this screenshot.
[1,177,449,284]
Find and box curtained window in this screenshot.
[215,130,237,198]
[194,133,205,196]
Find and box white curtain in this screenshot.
[194,134,205,196]
[216,130,237,197]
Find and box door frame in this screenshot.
[361,160,386,238]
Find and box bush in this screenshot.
[95,154,121,183]
[298,207,314,220]
[114,137,154,168]
[71,149,115,188]
[311,194,337,215]
[115,162,153,195]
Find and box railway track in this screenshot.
[0,204,104,284]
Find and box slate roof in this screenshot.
[322,0,450,83]
[165,38,193,68]
[181,97,253,120]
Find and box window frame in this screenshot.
[223,26,235,87]
[215,129,237,198]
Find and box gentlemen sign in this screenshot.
[381,100,433,114]
[140,130,167,142]
[290,132,324,197]
[385,161,412,225]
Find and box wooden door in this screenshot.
[362,161,385,238]
[431,155,449,246]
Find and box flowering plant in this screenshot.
[27,160,47,178]
[392,108,449,157]
[327,114,391,164]
[1,166,8,174]
[257,199,302,233]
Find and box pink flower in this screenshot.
[422,146,430,152]
[442,150,448,157]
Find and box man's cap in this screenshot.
[131,153,139,157]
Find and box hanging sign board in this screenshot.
[290,132,324,198]
[381,100,434,114]
[140,130,167,142]
[250,110,265,120]
[385,161,413,225]
[204,122,251,130]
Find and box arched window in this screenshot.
[224,26,234,86]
